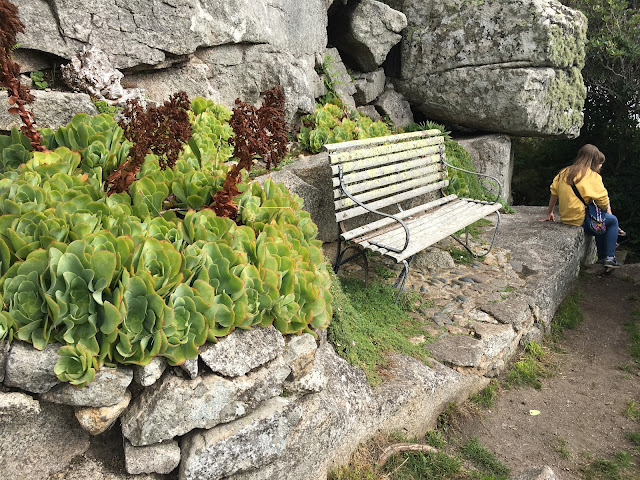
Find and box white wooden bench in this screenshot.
[324,129,502,299]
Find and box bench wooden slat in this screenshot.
[324,129,442,154]
[359,202,501,262]
[335,180,450,222]
[367,201,484,246]
[334,164,444,200]
[334,170,447,207]
[340,194,459,242]
[331,155,442,189]
[329,145,442,176]
[329,137,444,165]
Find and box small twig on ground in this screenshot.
[377,443,440,467]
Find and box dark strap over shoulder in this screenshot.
[570,183,587,206]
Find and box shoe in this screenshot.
[603,257,621,268]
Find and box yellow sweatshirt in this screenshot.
[550,169,610,226]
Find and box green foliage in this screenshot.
[92,100,122,118]
[29,70,48,89]
[581,451,635,480]
[624,313,640,367]
[298,103,391,153]
[460,438,510,478]
[505,344,550,390]
[470,381,498,408]
[551,291,584,337]
[54,343,97,387]
[327,274,431,385]
[0,96,332,385]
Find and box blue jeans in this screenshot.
[583,212,619,259]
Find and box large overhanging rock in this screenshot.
[396,0,587,137]
[14,1,328,123]
[15,0,328,70]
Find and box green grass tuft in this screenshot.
[505,345,549,390]
[623,313,640,366]
[327,274,432,385]
[581,451,633,480]
[470,382,498,409]
[551,291,584,337]
[460,438,510,478]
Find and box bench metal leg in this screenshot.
[333,230,370,286]
[450,210,502,258]
[393,255,414,304]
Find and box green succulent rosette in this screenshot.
[0,311,15,342]
[162,281,212,365]
[130,237,185,297]
[3,249,52,349]
[114,271,172,366]
[45,242,118,359]
[179,209,236,246]
[54,343,98,387]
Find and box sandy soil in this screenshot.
[451,271,640,479]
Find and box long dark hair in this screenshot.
[561,144,605,185]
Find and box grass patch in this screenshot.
[623,311,640,366]
[626,431,640,447]
[327,275,432,385]
[449,247,475,265]
[470,382,498,409]
[436,402,460,433]
[456,219,493,239]
[504,342,549,390]
[381,449,464,480]
[459,437,510,478]
[625,401,640,421]
[374,264,396,280]
[329,431,512,480]
[554,438,570,459]
[551,291,584,337]
[581,451,634,480]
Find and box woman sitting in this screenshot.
[540,144,623,268]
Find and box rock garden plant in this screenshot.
[0,1,332,387]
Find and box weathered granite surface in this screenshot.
[396,0,587,137]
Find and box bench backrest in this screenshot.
[323,130,448,224]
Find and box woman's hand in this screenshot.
[540,212,555,222]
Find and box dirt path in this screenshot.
[451,271,640,479]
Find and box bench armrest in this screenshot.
[440,146,504,203]
[338,165,410,254]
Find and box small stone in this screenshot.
[432,313,449,326]
[456,295,470,302]
[441,303,456,314]
[428,267,435,274]
[75,390,132,435]
[4,341,62,394]
[284,334,317,380]
[180,357,199,379]
[509,260,524,273]
[419,285,426,293]
[0,391,41,418]
[133,356,167,387]
[124,439,181,475]
[469,273,491,283]
[200,326,285,377]
[459,277,476,283]
[41,366,133,407]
